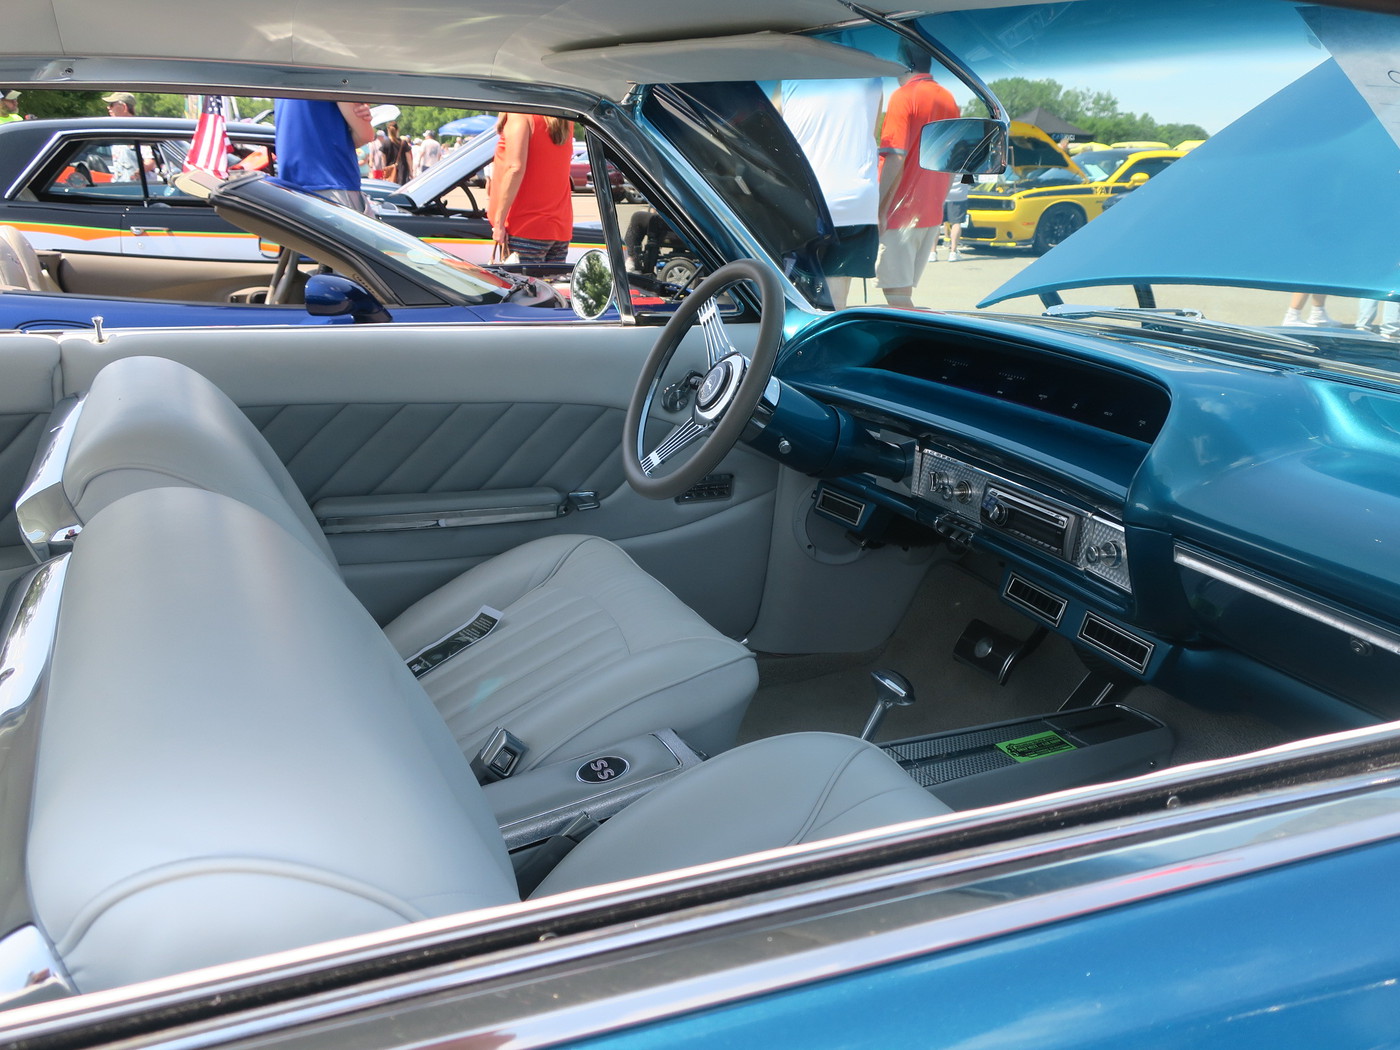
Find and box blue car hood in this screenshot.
[980,58,1400,308]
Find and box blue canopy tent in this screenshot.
[439,114,496,137]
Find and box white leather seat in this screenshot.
[531,731,950,898]
[48,354,757,769]
[32,487,951,992]
[0,224,60,292]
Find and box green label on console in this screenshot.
[996,731,1077,762]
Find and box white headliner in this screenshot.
[8,0,1028,99]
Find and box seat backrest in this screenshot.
[29,486,518,993]
[59,355,337,568]
[0,224,58,292]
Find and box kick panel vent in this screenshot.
[814,487,867,528]
[1078,613,1154,673]
[1004,574,1067,626]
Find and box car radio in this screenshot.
[980,487,1077,560]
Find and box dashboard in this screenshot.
[771,311,1400,725]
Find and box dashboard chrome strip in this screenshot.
[11,741,1400,1050]
[1174,546,1400,656]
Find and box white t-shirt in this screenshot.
[781,78,883,228]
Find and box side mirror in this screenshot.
[919,118,1008,175]
[1127,172,1150,187]
[305,273,393,324]
[569,249,615,320]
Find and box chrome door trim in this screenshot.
[9,726,1400,1048]
[0,557,75,1012]
[15,397,85,561]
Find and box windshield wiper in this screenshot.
[1043,304,1321,355]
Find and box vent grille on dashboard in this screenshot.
[1077,613,1154,673]
[814,487,867,528]
[1003,574,1067,626]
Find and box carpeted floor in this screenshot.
[739,558,1299,767]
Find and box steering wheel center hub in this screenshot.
[695,354,747,422]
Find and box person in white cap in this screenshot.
[102,91,137,117]
[100,92,151,180]
[0,91,23,124]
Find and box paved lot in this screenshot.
[590,196,1372,330]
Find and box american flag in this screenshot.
[183,95,232,178]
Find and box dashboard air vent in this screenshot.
[1004,574,1067,626]
[1078,613,1154,674]
[814,487,868,529]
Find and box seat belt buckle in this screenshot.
[471,727,528,783]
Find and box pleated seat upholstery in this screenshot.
[37,354,757,770]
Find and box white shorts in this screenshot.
[876,226,938,289]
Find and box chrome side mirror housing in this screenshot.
[569,249,616,320]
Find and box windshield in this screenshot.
[1072,150,1135,181]
[233,175,513,301]
[656,0,1399,372]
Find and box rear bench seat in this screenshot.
[29,486,950,993]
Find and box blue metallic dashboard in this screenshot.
[775,310,1400,725]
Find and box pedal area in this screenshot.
[880,704,1172,811]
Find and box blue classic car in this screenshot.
[1,0,1399,1047]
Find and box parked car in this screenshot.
[4,1,1400,1048]
[965,142,1184,253]
[0,118,603,273]
[569,142,642,202]
[0,169,569,329]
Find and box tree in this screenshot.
[8,90,106,120]
[965,77,1205,146]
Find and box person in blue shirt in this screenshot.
[272,99,376,215]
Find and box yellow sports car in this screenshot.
[965,141,1185,254]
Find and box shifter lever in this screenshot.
[860,669,915,741]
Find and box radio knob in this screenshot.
[954,480,973,504]
[985,497,1009,525]
[1085,541,1123,567]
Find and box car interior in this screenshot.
[1,255,1361,1000]
[0,6,1390,1007]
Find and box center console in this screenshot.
[484,729,704,853]
[879,704,1171,810]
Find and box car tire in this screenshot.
[1032,204,1086,255]
[658,256,699,288]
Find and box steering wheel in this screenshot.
[623,259,783,500]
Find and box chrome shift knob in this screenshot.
[860,669,915,741]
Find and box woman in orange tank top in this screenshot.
[487,113,574,264]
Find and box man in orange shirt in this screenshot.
[876,45,958,308]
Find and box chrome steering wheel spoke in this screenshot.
[699,298,737,368]
[642,418,712,475]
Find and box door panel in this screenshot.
[54,321,778,635]
[0,335,61,566]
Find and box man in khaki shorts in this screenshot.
[876,46,958,308]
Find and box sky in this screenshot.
[919,0,1336,136]
[943,50,1328,136]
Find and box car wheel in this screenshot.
[659,256,698,288]
[1032,204,1086,254]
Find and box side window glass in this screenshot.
[589,142,737,316]
[39,142,147,201]
[1121,159,1171,182]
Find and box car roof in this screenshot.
[5,0,927,100]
